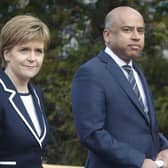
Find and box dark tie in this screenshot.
[122,65,149,121]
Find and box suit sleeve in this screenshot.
[159,133,168,150]
[71,66,145,168]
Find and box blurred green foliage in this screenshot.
[0,0,168,166]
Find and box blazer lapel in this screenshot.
[98,51,150,124]
[13,94,37,133]
[29,85,46,139]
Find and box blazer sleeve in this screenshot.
[0,101,2,137]
[71,66,145,168]
[0,89,4,139]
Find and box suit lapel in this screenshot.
[13,94,37,133]
[29,85,46,139]
[30,87,47,144]
[135,65,155,127]
[98,51,150,124]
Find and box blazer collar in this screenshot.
[98,51,150,125]
[0,68,47,147]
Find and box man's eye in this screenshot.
[138,28,145,33]
[19,48,28,52]
[122,28,132,32]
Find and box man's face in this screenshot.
[104,11,145,63]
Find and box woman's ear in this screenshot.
[3,50,10,62]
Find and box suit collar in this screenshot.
[0,68,47,147]
[98,51,150,125]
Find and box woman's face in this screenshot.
[4,40,45,84]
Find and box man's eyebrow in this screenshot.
[122,26,144,28]
[121,26,145,30]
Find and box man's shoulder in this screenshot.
[81,50,106,68]
[73,50,108,79]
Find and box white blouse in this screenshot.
[20,93,41,136]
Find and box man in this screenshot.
[71,6,168,168]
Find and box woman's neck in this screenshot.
[5,69,29,93]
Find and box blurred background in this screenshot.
[0,0,168,166]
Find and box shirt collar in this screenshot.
[104,46,133,68]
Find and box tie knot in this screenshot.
[122,65,132,74]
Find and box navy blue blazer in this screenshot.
[0,68,50,168]
[71,51,168,168]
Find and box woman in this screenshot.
[0,15,50,168]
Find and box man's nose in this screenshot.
[131,29,140,40]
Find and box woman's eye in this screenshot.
[35,49,44,56]
[19,48,28,52]
[36,49,43,54]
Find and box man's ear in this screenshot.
[103,29,110,44]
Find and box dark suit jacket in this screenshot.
[71,50,168,168]
[0,68,50,168]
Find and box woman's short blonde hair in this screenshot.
[0,15,50,66]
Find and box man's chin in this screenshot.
[130,52,142,59]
